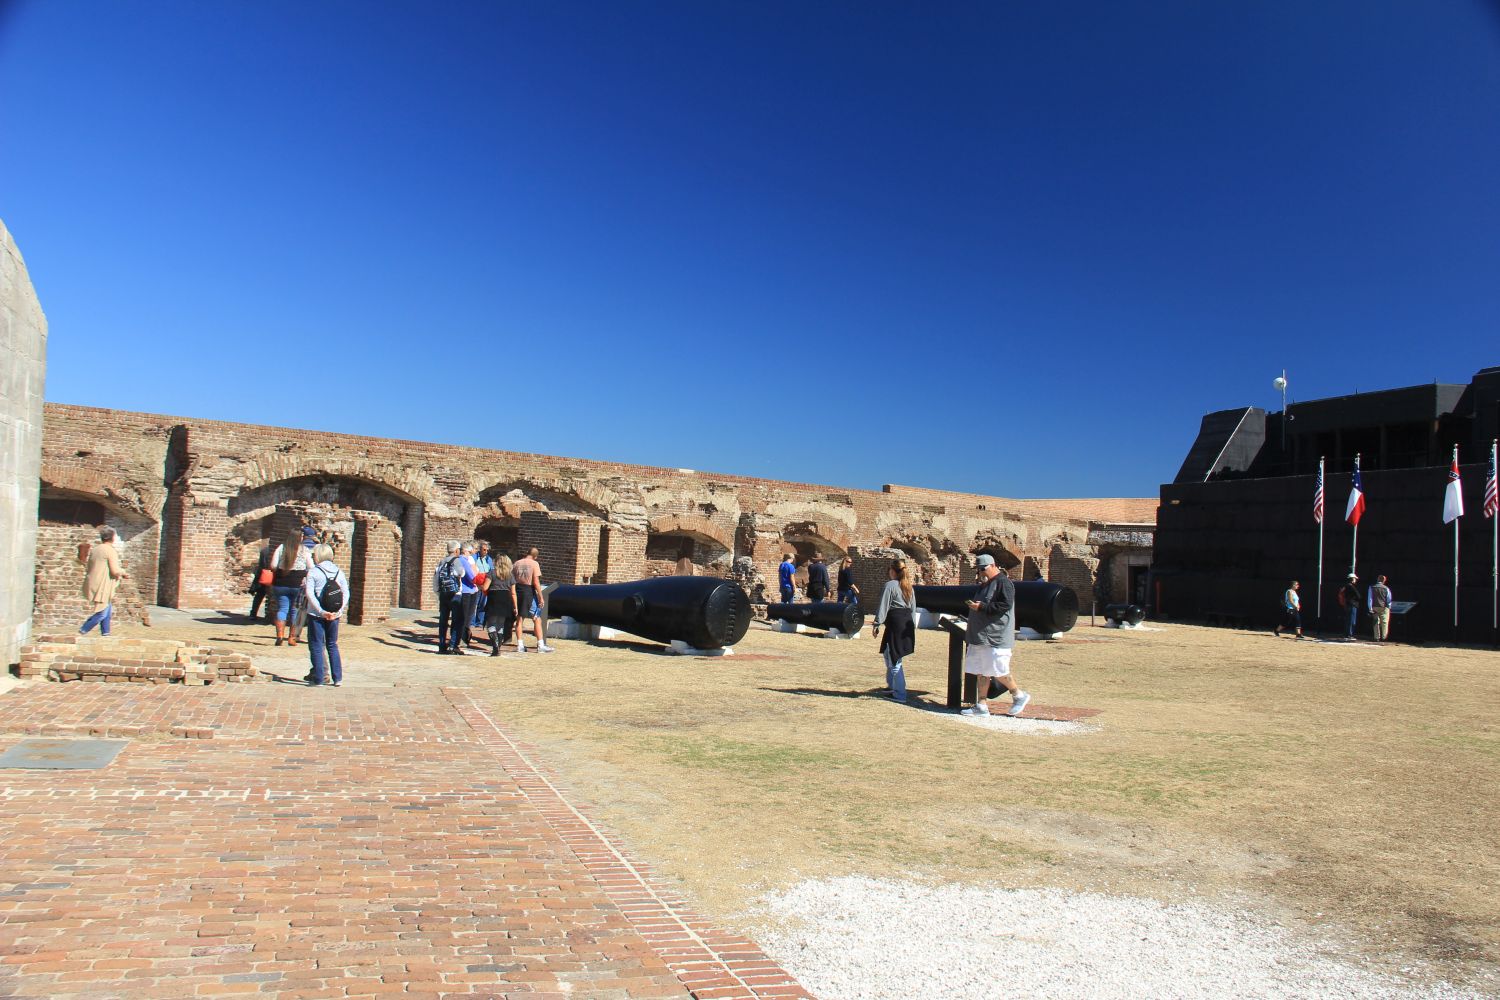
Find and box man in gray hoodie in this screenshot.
[960,553,1031,717]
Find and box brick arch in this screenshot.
[970,531,1025,572]
[234,453,436,508]
[646,514,734,553]
[40,463,156,519]
[475,479,611,522]
[780,517,852,558]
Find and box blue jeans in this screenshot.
[838,589,858,606]
[472,590,487,627]
[272,585,301,623]
[307,616,342,684]
[1346,605,1358,638]
[884,649,907,703]
[780,584,794,604]
[80,604,113,636]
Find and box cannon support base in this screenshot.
[667,640,734,657]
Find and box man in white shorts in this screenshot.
[960,553,1030,717]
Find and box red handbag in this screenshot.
[257,568,274,587]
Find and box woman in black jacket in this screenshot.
[870,560,916,703]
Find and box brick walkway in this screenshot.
[0,679,811,1000]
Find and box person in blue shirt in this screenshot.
[778,553,796,604]
[470,539,495,633]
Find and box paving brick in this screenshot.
[0,678,809,1000]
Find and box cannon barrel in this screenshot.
[547,576,751,649]
[1103,603,1145,626]
[767,601,864,634]
[913,581,1079,635]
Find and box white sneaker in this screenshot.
[960,704,990,716]
[1007,691,1031,717]
[537,643,555,653]
[515,643,526,653]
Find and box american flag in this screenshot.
[1485,441,1498,518]
[1313,461,1324,524]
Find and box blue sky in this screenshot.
[3,1,1498,498]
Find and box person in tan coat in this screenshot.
[80,526,129,636]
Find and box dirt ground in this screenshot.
[141,605,1500,991]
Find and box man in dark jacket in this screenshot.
[806,555,831,602]
[960,554,1031,717]
[1339,573,1362,640]
[836,557,860,606]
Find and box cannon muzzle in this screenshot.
[766,601,864,634]
[547,576,751,649]
[914,581,1079,635]
[1103,603,1145,626]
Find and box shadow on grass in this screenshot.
[759,686,934,701]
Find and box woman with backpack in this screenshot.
[302,543,347,687]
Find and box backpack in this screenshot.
[318,565,345,614]
[435,556,461,597]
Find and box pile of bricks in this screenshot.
[16,634,257,686]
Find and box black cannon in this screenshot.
[1103,603,1145,626]
[767,601,864,635]
[913,581,1079,635]
[546,576,751,650]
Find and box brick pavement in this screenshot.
[0,679,812,1000]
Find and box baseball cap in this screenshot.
[975,554,996,568]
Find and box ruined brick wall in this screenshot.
[38,403,1156,619]
[2,219,47,665]
[32,522,150,630]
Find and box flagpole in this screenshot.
[1317,456,1325,622]
[1350,453,1359,576]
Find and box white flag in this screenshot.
[1443,451,1464,524]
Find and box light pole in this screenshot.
[1273,371,1288,452]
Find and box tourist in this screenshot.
[302,543,346,687]
[1273,579,1303,639]
[288,526,320,645]
[434,541,464,654]
[483,554,519,656]
[452,542,481,651]
[78,526,128,636]
[512,547,554,652]
[778,553,796,604]
[1339,573,1362,641]
[806,554,830,602]
[248,537,273,621]
[269,529,317,647]
[1367,574,1394,642]
[836,556,859,606]
[960,553,1030,717]
[471,539,494,632]
[870,559,916,703]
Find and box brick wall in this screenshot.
[32,523,150,630]
[36,403,1155,622]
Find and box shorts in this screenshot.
[516,583,538,619]
[963,644,1013,678]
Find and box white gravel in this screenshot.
[754,877,1491,1000]
[948,713,1094,736]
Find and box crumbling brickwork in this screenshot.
[36,404,1156,620]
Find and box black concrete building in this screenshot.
[1154,366,1500,641]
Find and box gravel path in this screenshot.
[755,877,1492,1000]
